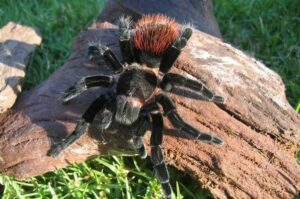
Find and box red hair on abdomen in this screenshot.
[133,14,179,55]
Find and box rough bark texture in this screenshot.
[0,22,41,113]
[0,1,299,199]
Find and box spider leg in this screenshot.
[160,73,224,104]
[156,93,224,145]
[61,75,113,103]
[119,16,135,63]
[0,183,4,197]
[132,114,150,159]
[159,27,193,73]
[49,94,114,157]
[88,44,123,73]
[149,106,173,199]
[93,93,115,132]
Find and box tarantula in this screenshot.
[49,14,224,199]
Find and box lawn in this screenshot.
[0,0,299,198]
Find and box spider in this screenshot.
[48,14,224,199]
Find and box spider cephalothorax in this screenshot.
[49,14,224,199]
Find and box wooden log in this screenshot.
[0,1,299,198]
[0,22,41,113]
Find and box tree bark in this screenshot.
[0,22,41,113]
[0,1,299,198]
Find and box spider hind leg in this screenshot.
[150,107,173,199]
[168,110,223,145]
[156,93,224,146]
[160,73,225,104]
[159,27,193,73]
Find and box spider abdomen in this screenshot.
[133,14,180,68]
[133,14,179,56]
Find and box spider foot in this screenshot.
[198,133,224,146]
[181,27,193,40]
[154,163,172,198]
[161,182,172,199]
[98,132,108,144]
[211,136,224,146]
[119,15,132,30]
[137,147,147,159]
[48,143,63,157]
[48,120,89,158]
[59,85,84,104]
[0,182,4,197]
[119,16,132,41]
[88,44,108,60]
[174,27,193,49]
[151,146,173,198]
[133,135,147,159]
[211,95,225,104]
[88,43,123,73]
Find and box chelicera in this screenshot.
[49,14,224,199]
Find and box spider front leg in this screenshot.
[119,16,135,63]
[0,183,4,198]
[160,27,193,73]
[49,94,114,157]
[61,75,113,103]
[160,73,224,104]
[156,93,223,145]
[149,108,173,199]
[132,114,150,159]
[88,43,124,73]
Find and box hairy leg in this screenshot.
[159,27,193,73]
[156,93,223,145]
[61,75,113,103]
[132,114,150,159]
[49,94,114,157]
[88,43,123,73]
[149,108,173,199]
[160,72,224,104]
[119,16,135,63]
[0,183,4,198]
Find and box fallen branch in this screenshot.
[0,1,299,198]
[0,22,41,113]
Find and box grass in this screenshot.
[0,0,299,198]
[0,0,107,89]
[214,0,300,109]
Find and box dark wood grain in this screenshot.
[0,1,299,198]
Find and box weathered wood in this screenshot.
[0,1,299,198]
[0,22,41,113]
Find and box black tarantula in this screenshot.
[49,14,224,199]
